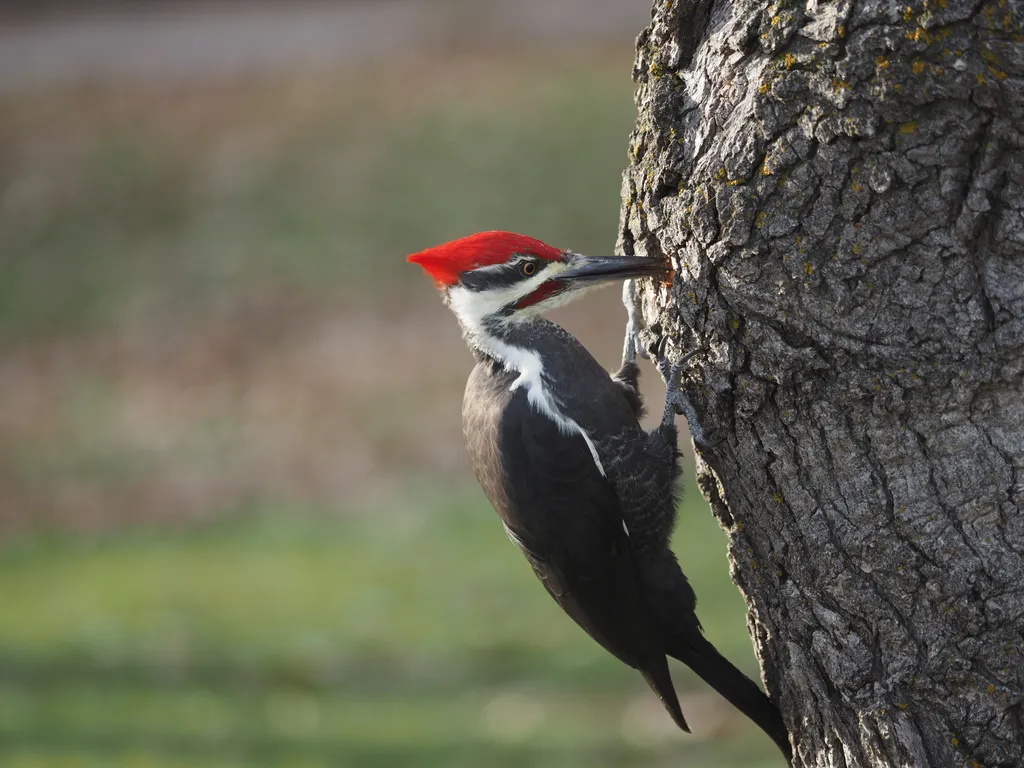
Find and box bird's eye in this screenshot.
[521,261,538,277]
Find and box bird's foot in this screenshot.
[620,279,649,368]
[659,347,718,447]
[655,344,702,387]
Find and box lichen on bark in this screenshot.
[619,0,1024,765]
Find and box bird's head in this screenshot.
[408,231,667,333]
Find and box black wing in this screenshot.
[533,326,683,553]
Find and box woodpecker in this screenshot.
[408,231,790,760]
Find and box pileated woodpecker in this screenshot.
[408,231,790,760]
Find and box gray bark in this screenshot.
[619,0,1024,765]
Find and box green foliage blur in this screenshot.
[0,18,783,768]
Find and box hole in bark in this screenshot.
[652,171,681,205]
[739,28,759,56]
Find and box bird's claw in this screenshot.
[659,347,716,448]
[654,334,670,372]
[663,385,718,446]
[691,420,723,449]
[656,344,703,386]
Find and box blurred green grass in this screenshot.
[0,491,780,768]
[0,51,782,767]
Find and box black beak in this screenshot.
[557,254,669,283]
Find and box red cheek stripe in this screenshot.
[513,281,564,309]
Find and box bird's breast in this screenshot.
[463,359,613,515]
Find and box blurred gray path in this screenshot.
[0,0,647,91]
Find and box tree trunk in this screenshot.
[619,0,1024,765]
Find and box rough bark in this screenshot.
[619,0,1024,765]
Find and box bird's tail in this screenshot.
[668,630,792,762]
[640,655,690,733]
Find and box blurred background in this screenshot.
[0,2,781,766]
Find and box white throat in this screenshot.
[449,285,605,477]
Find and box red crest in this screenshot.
[407,231,562,287]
